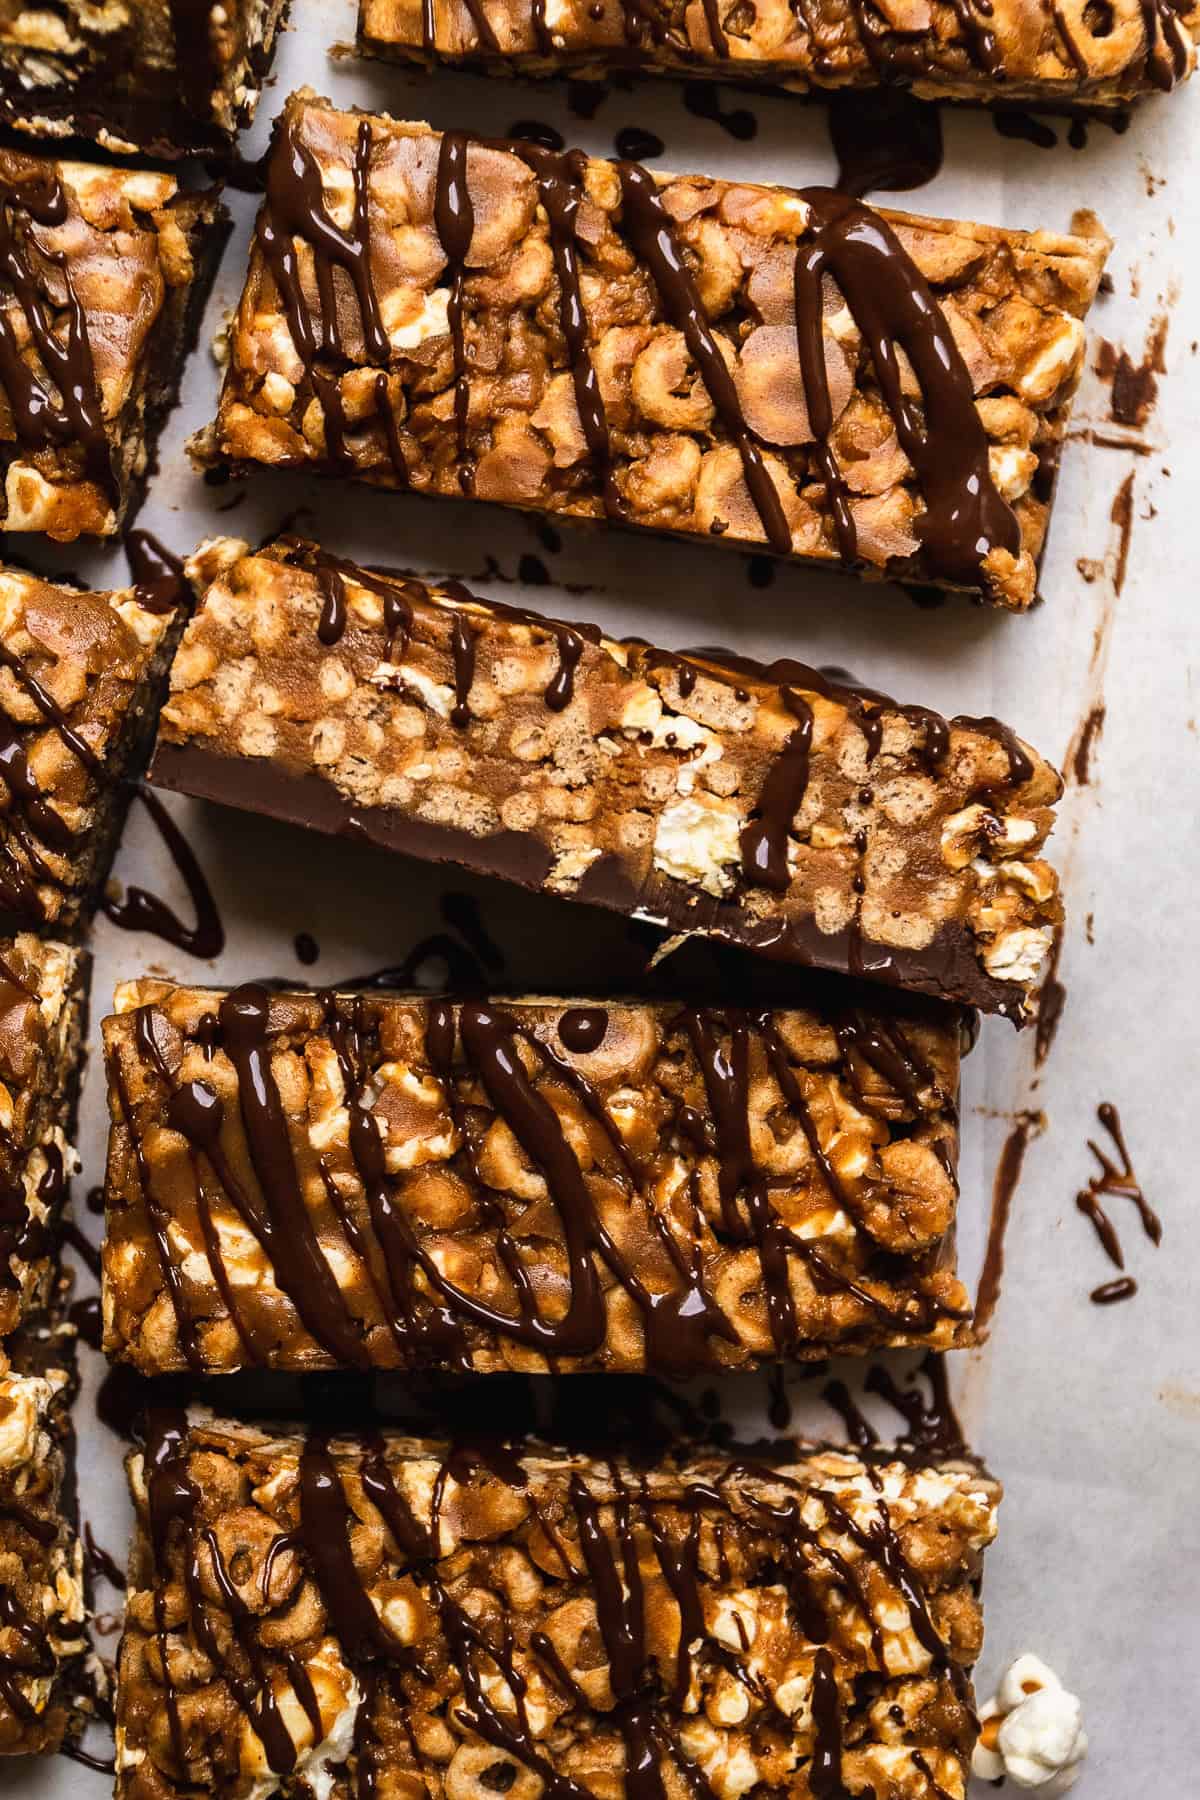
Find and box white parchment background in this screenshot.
[12,0,1200,1790]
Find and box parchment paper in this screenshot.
[12,2,1200,1789]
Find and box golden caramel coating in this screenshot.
[116,1416,1001,1800]
[154,539,1063,1018]
[101,979,971,1375]
[195,93,1109,607]
[0,935,84,1337]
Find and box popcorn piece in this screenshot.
[972,1653,1088,1793]
[115,1415,1002,1799]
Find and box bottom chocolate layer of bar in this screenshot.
[151,742,1018,1019]
[116,1413,1000,1800]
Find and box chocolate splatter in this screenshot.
[508,120,566,152]
[294,932,320,965]
[992,110,1057,148]
[1095,316,1169,428]
[67,1294,102,1350]
[1076,1103,1160,1305]
[974,1111,1045,1338]
[681,80,757,141]
[614,127,664,161]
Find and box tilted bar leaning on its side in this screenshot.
[0,563,189,934]
[0,1322,86,1756]
[115,1413,1001,1798]
[102,978,971,1375]
[152,538,1064,1019]
[0,935,86,1338]
[0,0,290,158]
[192,91,1110,609]
[0,152,228,540]
[356,0,1200,111]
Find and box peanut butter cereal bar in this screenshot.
[0,151,227,541]
[115,1412,1000,1799]
[0,1328,86,1756]
[0,562,187,932]
[0,935,85,1340]
[356,0,1199,112]
[152,539,1064,1018]
[101,977,971,1375]
[0,0,289,158]
[194,91,1109,608]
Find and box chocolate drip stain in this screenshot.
[125,529,189,614]
[1033,927,1066,1068]
[1096,315,1169,429]
[102,786,225,959]
[681,81,757,141]
[1066,702,1106,787]
[83,1523,127,1591]
[829,90,943,198]
[1110,470,1136,596]
[614,126,665,160]
[992,109,1058,148]
[974,1110,1043,1339]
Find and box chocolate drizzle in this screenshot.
[0,165,115,507]
[435,131,476,489]
[101,786,225,958]
[616,159,792,557]
[793,188,1019,583]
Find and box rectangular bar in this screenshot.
[0,935,86,1338]
[0,563,186,933]
[116,1412,1000,1798]
[0,0,289,158]
[0,152,228,540]
[102,976,970,1375]
[153,538,1064,1018]
[194,91,1109,608]
[0,1327,85,1757]
[357,0,1200,111]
